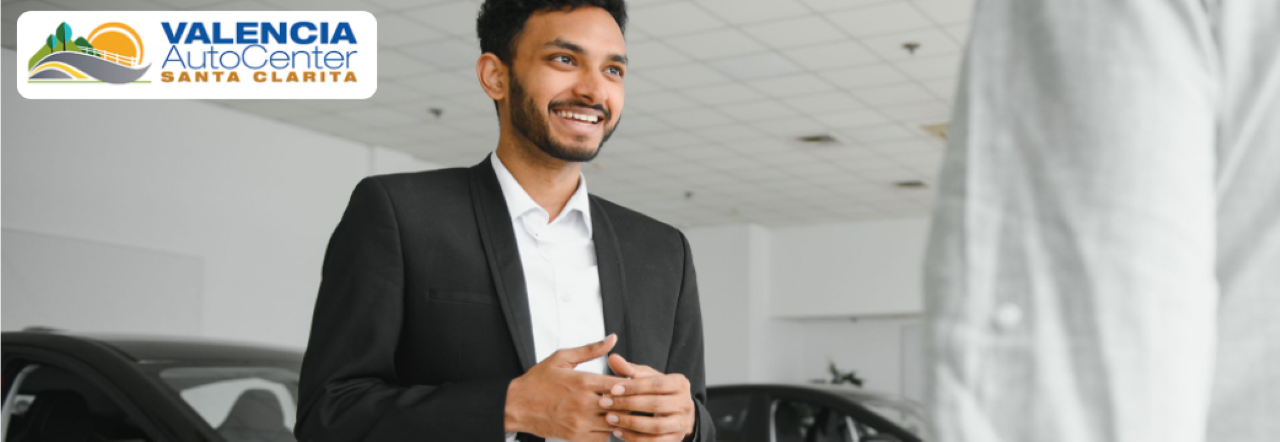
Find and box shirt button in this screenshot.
[560,292,571,302]
[992,302,1023,331]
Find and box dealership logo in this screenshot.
[28,21,150,83]
[17,11,377,100]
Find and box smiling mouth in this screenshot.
[553,109,603,125]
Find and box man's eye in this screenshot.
[606,67,623,76]
[553,55,573,64]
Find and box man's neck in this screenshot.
[495,141,582,223]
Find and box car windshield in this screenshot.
[155,366,300,442]
[816,386,930,439]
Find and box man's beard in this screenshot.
[508,71,619,163]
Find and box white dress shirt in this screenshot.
[492,153,608,442]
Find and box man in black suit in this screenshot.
[294,1,712,441]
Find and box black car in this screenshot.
[2,330,302,442]
[707,384,929,442]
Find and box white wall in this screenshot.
[1,47,441,348]
[686,219,928,401]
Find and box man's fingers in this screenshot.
[608,354,662,379]
[600,394,685,415]
[548,334,617,367]
[606,413,687,438]
[610,373,690,396]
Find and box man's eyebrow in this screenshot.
[544,38,628,65]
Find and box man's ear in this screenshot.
[477,53,507,102]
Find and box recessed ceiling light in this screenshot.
[795,134,840,144]
[895,180,927,189]
[921,123,948,141]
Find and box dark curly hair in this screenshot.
[477,0,627,66]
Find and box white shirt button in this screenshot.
[560,292,571,302]
[993,302,1023,331]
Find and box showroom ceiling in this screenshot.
[2,0,972,227]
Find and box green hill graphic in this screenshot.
[27,21,101,71]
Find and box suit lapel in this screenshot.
[590,196,631,366]
[469,155,538,372]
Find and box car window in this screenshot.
[156,366,298,442]
[707,392,753,442]
[4,363,154,442]
[771,398,905,442]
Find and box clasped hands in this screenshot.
[505,334,695,442]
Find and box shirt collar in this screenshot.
[490,152,593,237]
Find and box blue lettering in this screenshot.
[332,22,356,44]
[161,22,186,44]
[291,22,316,44]
[185,22,209,44]
[161,45,186,69]
[211,22,233,44]
[236,22,257,43]
[242,44,267,69]
[262,22,286,44]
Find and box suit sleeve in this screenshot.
[671,231,716,442]
[295,177,512,442]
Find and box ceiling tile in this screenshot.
[402,70,479,96]
[909,0,975,24]
[688,123,770,142]
[3,0,64,23]
[338,106,424,127]
[799,0,893,13]
[681,82,766,105]
[612,114,675,137]
[748,73,837,98]
[266,0,386,12]
[742,16,846,49]
[921,77,957,100]
[366,0,451,11]
[719,99,801,121]
[624,90,702,113]
[625,40,692,70]
[826,2,934,38]
[697,0,810,25]
[378,49,438,78]
[838,123,916,143]
[893,54,961,80]
[197,0,274,11]
[814,109,891,129]
[707,52,803,81]
[629,1,727,37]
[634,131,711,149]
[44,0,159,11]
[879,102,951,123]
[404,1,481,37]
[818,64,912,89]
[850,83,935,106]
[644,64,731,89]
[655,108,735,129]
[943,22,970,43]
[375,14,448,45]
[666,28,767,59]
[368,79,433,104]
[754,116,828,137]
[860,28,960,61]
[782,91,865,114]
[782,40,880,71]
[402,38,479,69]
[621,73,664,94]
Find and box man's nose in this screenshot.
[572,69,608,106]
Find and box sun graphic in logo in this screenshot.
[87,22,144,66]
[28,20,150,83]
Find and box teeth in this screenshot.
[556,110,599,123]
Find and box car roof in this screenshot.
[2,330,303,365]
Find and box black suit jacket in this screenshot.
[295,156,713,442]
